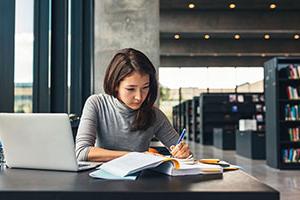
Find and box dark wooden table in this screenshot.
[0,166,279,200]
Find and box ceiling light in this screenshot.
[264,34,270,40]
[229,3,236,9]
[285,53,289,57]
[234,34,240,40]
[261,53,266,57]
[270,3,277,9]
[204,34,210,39]
[188,3,195,9]
[294,34,300,40]
[174,34,180,39]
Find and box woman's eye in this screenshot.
[143,86,149,90]
[126,88,135,91]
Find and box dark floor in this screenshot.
[189,142,300,200]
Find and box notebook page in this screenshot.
[181,162,222,173]
[89,168,138,180]
[99,152,166,177]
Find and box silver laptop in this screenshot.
[0,113,101,171]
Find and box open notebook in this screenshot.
[89,152,223,179]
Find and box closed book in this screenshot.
[297,65,300,79]
[293,149,297,162]
[288,128,293,141]
[286,86,291,100]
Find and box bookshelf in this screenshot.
[265,57,300,169]
[184,100,193,141]
[172,99,199,142]
[236,130,266,159]
[172,105,180,133]
[179,101,186,136]
[236,94,266,158]
[192,96,200,143]
[213,128,236,150]
[198,93,263,146]
[172,101,189,140]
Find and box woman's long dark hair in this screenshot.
[103,48,158,131]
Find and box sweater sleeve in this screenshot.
[75,95,99,161]
[153,108,179,149]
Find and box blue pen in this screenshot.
[176,128,186,145]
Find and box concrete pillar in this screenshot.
[94,0,159,94]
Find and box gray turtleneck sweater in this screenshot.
[75,94,179,161]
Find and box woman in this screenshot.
[75,48,191,162]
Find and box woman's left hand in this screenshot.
[170,141,192,159]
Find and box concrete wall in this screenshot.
[94,0,159,93]
[236,80,264,93]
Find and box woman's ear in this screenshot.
[114,86,119,96]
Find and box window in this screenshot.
[159,67,264,121]
[159,67,263,89]
[2,0,94,114]
[14,0,34,113]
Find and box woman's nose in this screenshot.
[134,90,142,101]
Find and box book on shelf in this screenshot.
[251,94,264,102]
[229,94,237,102]
[256,114,264,122]
[237,95,244,103]
[288,128,300,141]
[282,148,300,163]
[286,86,300,100]
[239,119,257,131]
[287,64,300,79]
[252,94,259,102]
[257,125,265,132]
[231,105,238,112]
[284,104,300,121]
[259,94,265,102]
[90,152,223,179]
[255,104,263,112]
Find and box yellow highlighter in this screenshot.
[199,159,220,164]
[199,159,239,171]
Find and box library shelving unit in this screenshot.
[179,101,186,136]
[172,105,180,133]
[199,93,236,145]
[198,93,262,147]
[192,96,200,143]
[172,101,190,141]
[236,93,266,158]
[172,99,197,142]
[236,130,266,159]
[265,57,300,169]
[184,100,193,141]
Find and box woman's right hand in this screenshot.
[170,141,192,159]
